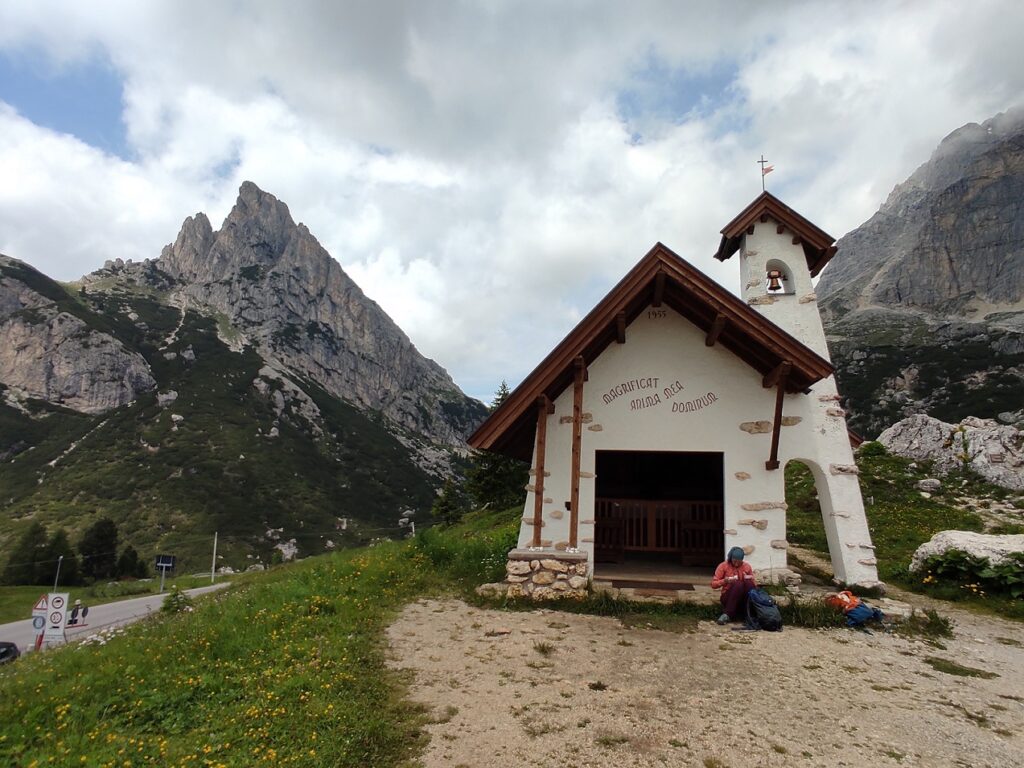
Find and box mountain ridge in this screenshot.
[0,183,488,571]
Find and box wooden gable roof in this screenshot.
[713,191,837,277]
[469,242,834,460]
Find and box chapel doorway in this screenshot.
[594,451,724,568]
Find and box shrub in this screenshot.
[856,441,888,458]
[161,586,194,613]
[918,549,1024,599]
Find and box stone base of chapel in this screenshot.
[476,549,589,601]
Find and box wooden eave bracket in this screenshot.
[570,354,589,382]
[706,313,728,347]
[762,361,792,389]
[615,311,626,344]
[652,271,666,307]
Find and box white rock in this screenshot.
[170,413,184,423]
[157,390,178,407]
[909,530,1024,572]
[879,414,1024,491]
[915,478,942,492]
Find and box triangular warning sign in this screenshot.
[33,594,48,612]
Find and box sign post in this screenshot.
[155,554,176,593]
[31,594,48,651]
[43,592,69,647]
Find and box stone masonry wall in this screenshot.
[478,549,589,600]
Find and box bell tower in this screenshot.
[714,193,882,589]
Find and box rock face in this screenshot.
[817,108,1024,437]
[909,530,1024,572]
[153,182,485,448]
[0,256,155,413]
[877,413,1024,491]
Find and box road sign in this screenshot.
[43,592,69,646]
[155,554,176,570]
[31,594,48,650]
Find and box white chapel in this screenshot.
[470,193,883,597]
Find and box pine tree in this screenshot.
[116,545,148,579]
[430,478,466,526]
[2,521,49,585]
[79,518,119,581]
[464,381,529,511]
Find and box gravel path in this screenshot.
[386,597,1023,767]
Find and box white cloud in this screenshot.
[0,1,1022,401]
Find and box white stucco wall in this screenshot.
[520,307,802,577]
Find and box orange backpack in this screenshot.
[825,590,861,614]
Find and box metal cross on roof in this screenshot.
[757,155,774,191]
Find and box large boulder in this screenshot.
[877,414,1024,491]
[909,530,1024,572]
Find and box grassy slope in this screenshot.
[786,444,1024,618]
[0,508,520,767]
[0,290,437,573]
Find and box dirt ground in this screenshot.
[386,595,1024,768]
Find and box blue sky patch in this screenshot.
[0,49,130,159]
[616,54,738,137]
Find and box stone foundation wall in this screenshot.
[478,549,589,600]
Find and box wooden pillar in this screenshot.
[531,395,553,547]
[569,356,586,548]
[763,362,791,471]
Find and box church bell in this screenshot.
[766,268,785,292]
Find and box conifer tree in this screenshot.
[2,521,49,585]
[79,518,119,581]
[116,545,149,579]
[464,381,529,511]
[430,478,466,526]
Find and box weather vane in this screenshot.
[757,155,774,191]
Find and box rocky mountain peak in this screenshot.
[819,106,1024,317]
[814,107,1024,437]
[149,182,486,450]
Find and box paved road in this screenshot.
[0,583,230,652]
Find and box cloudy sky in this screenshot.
[1,1,1022,402]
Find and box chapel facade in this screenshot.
[469,193,882,597]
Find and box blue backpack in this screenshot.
[845,603,885,627]
[746,588,783,631]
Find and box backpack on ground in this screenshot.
[745,588,783,631]
[844,602,885,628]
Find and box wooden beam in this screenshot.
[705,313,728,347]
[746,225,755,235]
[615,311,626,344]
[766,373,788,471]
[652,272,665,307]
[531,396,551,547]
[776,224,785,234]
[759,213,769,223]
[792,235,801,245]
[762,361,792,389]
[569,356,585,548]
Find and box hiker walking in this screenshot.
[711,546,756,625]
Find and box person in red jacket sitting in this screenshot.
[711,546,756,625]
